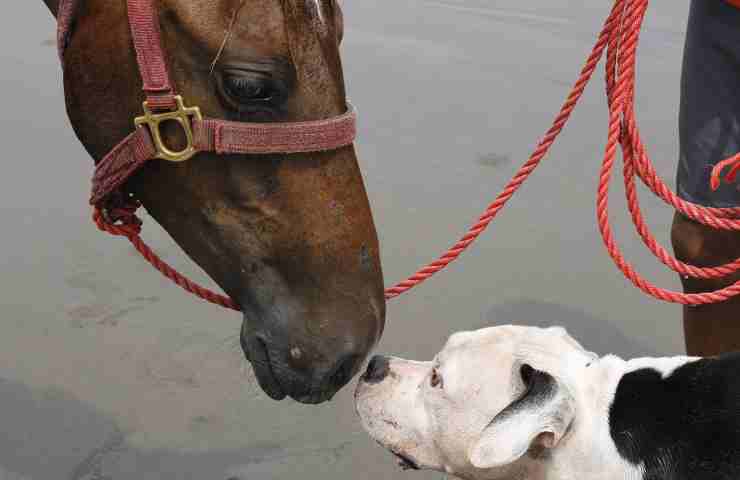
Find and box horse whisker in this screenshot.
[210,0,247,76]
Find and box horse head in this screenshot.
[47,0,385,404]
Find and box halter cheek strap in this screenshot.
[126,0,177,110]
[57,0,357,208]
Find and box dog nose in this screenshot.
[363,355,389,383]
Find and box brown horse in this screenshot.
[41,0,385,404]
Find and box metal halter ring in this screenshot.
[134,95,202,162]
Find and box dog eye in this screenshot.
[430,368,443,388]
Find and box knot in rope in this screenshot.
[93,199,143,237]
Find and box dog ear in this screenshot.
[468,363,575,469]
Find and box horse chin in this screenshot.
[290,388,336,405]
[252,361,288,401]
[240,334,287,401]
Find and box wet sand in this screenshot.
[1,1,689,478]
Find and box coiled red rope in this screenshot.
[97,0,740,309]
[386,0,740,304]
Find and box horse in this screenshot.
[41,0,385,404]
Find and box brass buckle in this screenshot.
[134,95,202,162]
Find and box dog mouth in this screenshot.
[391,450,420,471]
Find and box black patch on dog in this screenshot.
[609,353,740,480]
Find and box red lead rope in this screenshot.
[97,0,740,309]
[93,204,240,310]
[385,0,740,304]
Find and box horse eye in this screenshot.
[430,368,443,388]
[222,74,274,103]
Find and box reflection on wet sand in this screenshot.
[0,377,360,480]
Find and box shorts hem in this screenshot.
[677,184,740,209]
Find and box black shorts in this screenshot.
[677,0,740,208]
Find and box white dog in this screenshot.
[354,325,740,480]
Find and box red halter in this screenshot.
[58,0,357,207]
[56,0,357,310]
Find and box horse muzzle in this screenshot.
[240,317,372,404]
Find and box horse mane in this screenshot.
[56,0,80,63]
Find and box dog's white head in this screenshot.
[354,325,598,480]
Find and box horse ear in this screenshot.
[468,364,575,469]
[42,0,60,17]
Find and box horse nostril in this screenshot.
[362,355,389,384]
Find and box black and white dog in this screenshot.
[354,325,740,480]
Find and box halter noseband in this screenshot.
[57,0,357,209]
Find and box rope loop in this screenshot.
[385,0,740,304]
[93,196,143,237]
[710,153,740,192]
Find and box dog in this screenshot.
[354,325,740,480]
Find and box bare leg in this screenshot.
[671,212,740,356]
